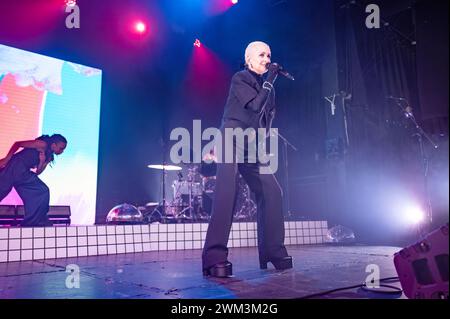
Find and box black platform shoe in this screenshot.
[260,256,293,270]
[203,261,233,277]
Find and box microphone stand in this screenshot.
[341,91,352,147]
[393,99,439,234]
[160,138,168,220]
[324,94,337,116]
[274,131,298,219]
[150,139,168,223]
[325,91,351,148]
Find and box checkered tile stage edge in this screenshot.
[0,221,328,262]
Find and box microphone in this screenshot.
[387,96,414,117]
[403,106,414,118]
[268,63,295,81]
[386,95,406,101]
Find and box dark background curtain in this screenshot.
[334,0,448,242]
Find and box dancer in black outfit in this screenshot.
[202,41,292,277]
[0,134,67,227]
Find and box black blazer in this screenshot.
[222,69,276,130]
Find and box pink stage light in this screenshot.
[194,39,201,48]
[206,0,237,15]
[65,0,77,6]
[183,42,232,116]
[134,21,147,34]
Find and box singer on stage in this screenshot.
[0,134,67,227]
[202,41,292,277]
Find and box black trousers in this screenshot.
[0,160,50,226]
[202,122,288,269]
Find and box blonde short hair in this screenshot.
[244,41,270,66]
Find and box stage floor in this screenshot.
[0,245,406,299]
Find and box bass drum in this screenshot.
[202,175,256,221]
[172,180,203,197]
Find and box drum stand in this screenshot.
[147,136,168,222]
[147,164,170,223]
[233,175,257,221]
[177,180,194,220]
[175,166,209,222]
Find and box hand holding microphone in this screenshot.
[262,63,295,93]
[266,63,281,84]
[267,63,295,81]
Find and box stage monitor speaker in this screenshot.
[0,205,16,216]
[16,205,71,225]
[394,223,449,299]
[16,205,71,216]
[0,205,17,225]
[47,205,71,217]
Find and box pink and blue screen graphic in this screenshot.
[0,44,102,225]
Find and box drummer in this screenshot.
[200,149,218,177]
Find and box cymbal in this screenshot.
[145,202,159,207]
[147,164,182,171]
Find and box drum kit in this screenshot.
[145,163,256,223]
